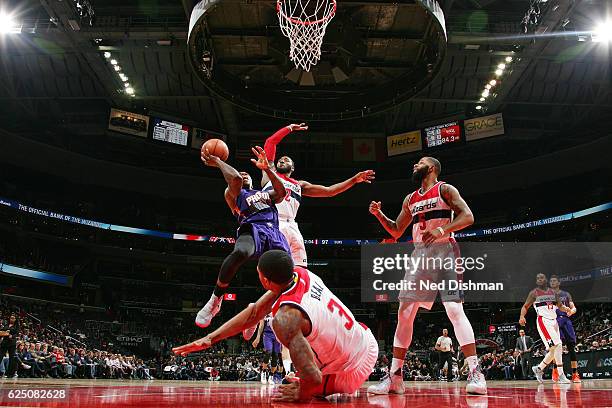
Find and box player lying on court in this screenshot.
[519,273,573,384]
[261,123,375,267]
[196,147,291,328]
[175,250,379,402]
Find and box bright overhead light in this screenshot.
[505,56,513,62]
[104,52,111,59]
[495,69,503,76]
[497,63,506,70]
[485,84,492,90]
[124,82,130,88]
[110,59,117,65]
[114,65,121,71]
[479,97,485,102]
[125,87,134,94]
[0,12,20,34]
[120,75,128,82]
[592,21,612,42]
[475,105,482,110]
[489,79,497,86]
[482,89,490,97]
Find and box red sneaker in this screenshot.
[552,369,559,382]
[572,373,581,383]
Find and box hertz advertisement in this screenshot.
[387,130,422,156]
[465,113,504,141]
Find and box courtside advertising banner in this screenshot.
[387,130,422,156]
[465,112,504,141]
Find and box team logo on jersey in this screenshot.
[246,191,271,206]
[412,198,438,214]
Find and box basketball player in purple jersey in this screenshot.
[196,146,290,328]
[549,275,581,382]
[252,313,283,384]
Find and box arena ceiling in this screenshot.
[0,0,610,138]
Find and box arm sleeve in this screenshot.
[264,126,292,162]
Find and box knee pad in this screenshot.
[443,302,475,346]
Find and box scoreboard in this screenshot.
[151,118,190,146]
[423,121,462,148]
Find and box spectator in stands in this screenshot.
[0,314,20,378]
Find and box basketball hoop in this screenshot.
[277,0,337,72]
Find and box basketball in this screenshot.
[202,138,229,161]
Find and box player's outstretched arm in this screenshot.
[519,290,536,326]
[300,170,375,198]
[172,291,278,356]
[251,146,287,203]
[369,195,413,239]
[252,319,265,348]
[202,148,243,195]
[272,306,322,402]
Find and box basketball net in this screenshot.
[277,0,337,72]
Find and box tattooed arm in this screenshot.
[369,194,413,240]
[272,305,321,401]
[422,184,474,244]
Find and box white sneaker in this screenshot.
[532,366,544,384]
[22,364,31,370]
[195,295,223,328]
[242,324,257,341]
[268,376,275,385]
[367,373,405,395]
[466,366,487,395]
[557,373,571,384]
[260,372,267,384]
[12,373,18,379]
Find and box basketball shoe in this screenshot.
[572,372,581,383]
[195,294,223,328]
[552,367,559,382]
[367,373,405,395]
[532,366,544,383]
[466,366,487,395]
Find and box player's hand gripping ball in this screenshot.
[202,138,229,162]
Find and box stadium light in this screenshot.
[497,63,506,70]
[592,21,612,42]
[0,12,20,34]
[482,89,490,97]
[113,65,121,71]
[475,105,482,110]
[125,87,134,94]
[485,84,492,90]
[124,82,130,88]
[489,79,497,86]
[505,56,513,63]
[495,69,503,76]
[103,52,111,59]
[479,97,485,102]
[110,59,117,65]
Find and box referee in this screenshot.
[435,328,454,382]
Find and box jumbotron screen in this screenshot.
[151,117,190,146]
[423,121,462,148]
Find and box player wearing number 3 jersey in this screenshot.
[172,250,378,402]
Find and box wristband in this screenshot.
[436,226,445,236]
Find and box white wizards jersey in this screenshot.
[271,267,371,375]
[533,288,557,319]
[407,181,454,244]
[263,173,301,221]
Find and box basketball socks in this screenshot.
[390,358,403,376]
[466,355,478,371]
[213,284,227,297]
[557,366,565,376]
